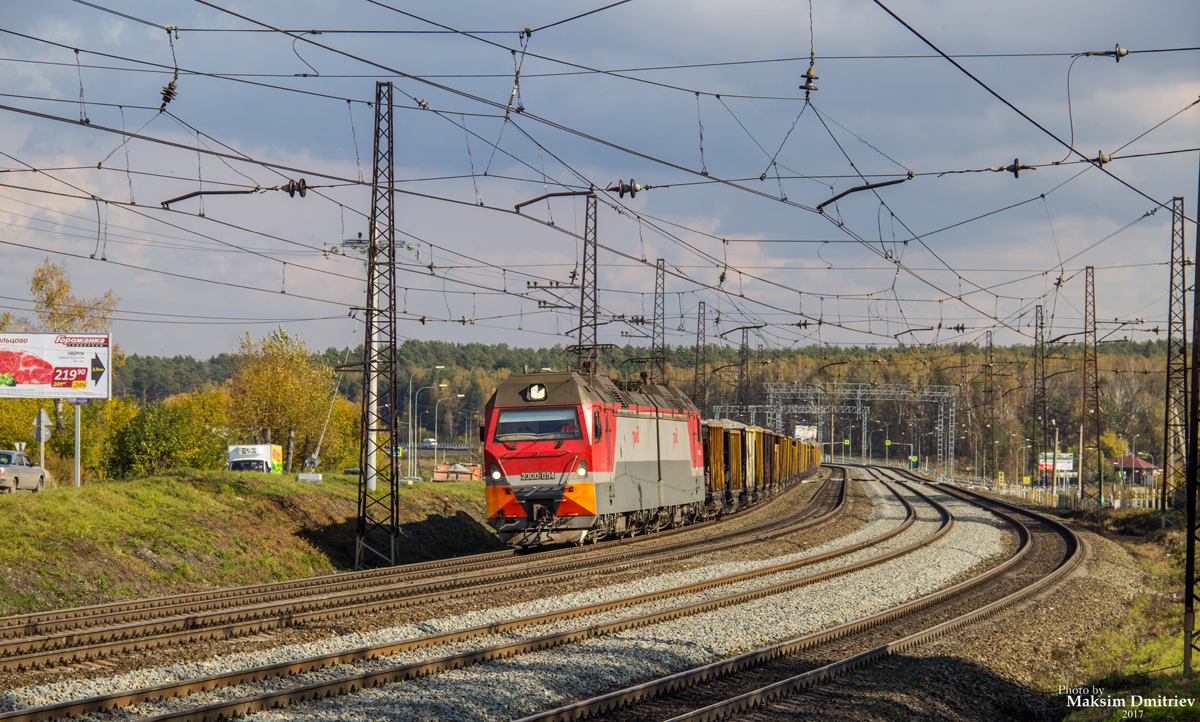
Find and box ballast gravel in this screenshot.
[4,480,1009,722]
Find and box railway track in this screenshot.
[0,471,949,722]
[0,471,838,674]
[0,470,825,644]
[517,468,1080,722]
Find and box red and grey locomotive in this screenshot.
[482,371,821,547]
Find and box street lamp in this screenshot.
[868,425,888,465]
[961,427,979,482]
[434,394,465,469]
[415,383,448,478]
[959,435,975,482]
[408,366,446,478]
[1051,418,1061,495]
[984,423,992,480]
[1131,434,1142,486]
[1010,433,1030,482]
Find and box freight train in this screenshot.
[482,371,822,547]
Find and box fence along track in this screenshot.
[0,473,843,675]
[0,468,826,642]
[0,473,940,722]
[524,472,1080,722]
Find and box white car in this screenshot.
[0,450,46,492]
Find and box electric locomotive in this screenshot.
[482,371,704,547]
[482,371,822,547]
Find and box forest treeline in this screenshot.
[0,325,1173,485]
[10,256,1166,485]
[108,336,1171,482]
[116,338,1169,404]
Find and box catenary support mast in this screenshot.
[355,81,401,569]
[1081,266,1102,509]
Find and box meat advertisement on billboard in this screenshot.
[0,334,111,400]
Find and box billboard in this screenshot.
[794,425,817,441]
[1038,453,1074,471]
[0,334,111,400]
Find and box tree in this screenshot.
[109,400,225,477]
[226,328,335,468]
[0,258,124,432]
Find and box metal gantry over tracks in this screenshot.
[716,382,958,476]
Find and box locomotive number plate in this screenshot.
[520,471,555,480]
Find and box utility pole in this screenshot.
[1183,162,1200,675]
[985,330,994,481]
[518,182,655,374]
[355,81,401,570]
[578,193,600,373]
[651,258,666,384]
[693,301,706,411]
[1081,265,1102,508]
[1165,197,1188,521]
[738,327,749,407]
[1033,305,1048,487]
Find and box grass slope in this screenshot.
[1063,508,1200,720]
[0,470,502,616]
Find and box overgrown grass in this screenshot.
[1063,507,1200,720]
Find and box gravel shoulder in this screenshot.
[4,477,1013,722]
[0,473,853,709]
[749,498,1144,721]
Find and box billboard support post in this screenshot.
[32,409,51,474]
[74,403,81,488]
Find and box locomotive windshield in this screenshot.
[494,407,582,442]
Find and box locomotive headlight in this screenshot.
[490,465,501,480]
[576,460,587,477]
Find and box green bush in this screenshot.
[109,402,226,478]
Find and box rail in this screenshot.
[518,467,1080,721]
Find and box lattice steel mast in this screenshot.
[693,301,706,411]
[1081,266,1102,508]
[984,330,994,480]
[1165,197,1188,518]
[738,327,749,406]
[578,193,599,373]
[355,81,401,569]
[1033,305,1048,486]
[1183,183,1199,674]
[651,258,666,384]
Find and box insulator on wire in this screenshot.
[159,81,177,111]
[607,179,655,198]
[988,158,1034,178]
[1090,43,1128,62]
[799,65,819,92]
[281,178,308,198]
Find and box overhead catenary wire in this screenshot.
[870,0,1198,227]
[3,5,1190,352]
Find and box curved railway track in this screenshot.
[0,470,825,642]
[518,467,1081,722]
[0,470,954,722]
[0,471,840,674]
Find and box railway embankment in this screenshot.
[826,480,1184,722]
[0,469,501,616]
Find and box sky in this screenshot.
[0,0,1196,359]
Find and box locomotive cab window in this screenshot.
[593,410,603,442]
[495,407,582,442]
